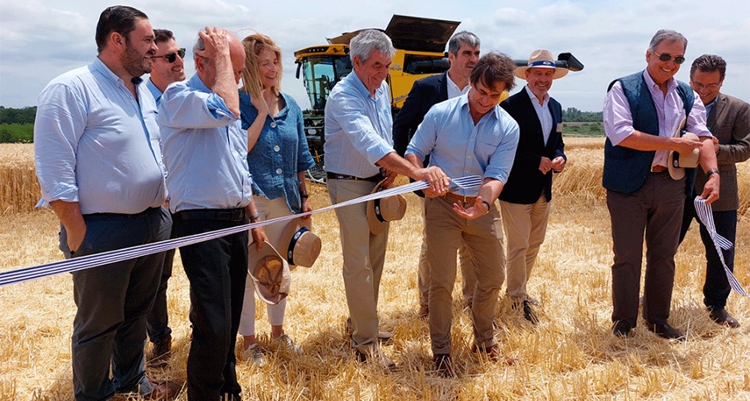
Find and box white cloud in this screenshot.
[1,0,748,110]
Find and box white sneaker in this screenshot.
[273,334,303,354]
[242,343,266,367]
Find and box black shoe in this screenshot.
[612,320,634,337]
[433,354,454,377]
[522,301,538,325]
[709,307,741,328]
[647,323,685,341]
[148,334,172,368]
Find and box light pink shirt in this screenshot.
[603,70,711,168]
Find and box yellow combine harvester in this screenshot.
[295,15,583,181]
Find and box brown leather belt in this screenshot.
[442,192,477,204]
[651,165,667,173]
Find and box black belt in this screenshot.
[174,208,246,222]
[326,172,383,182]
[84,207,161,219]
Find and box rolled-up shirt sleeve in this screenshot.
[34,83,87,207]
[327,92,394,165]
[158,83,237,129]
[405,108,438,163]
[484,118,519,184]
[603,81,636,146]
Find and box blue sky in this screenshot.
[1,0,748,111]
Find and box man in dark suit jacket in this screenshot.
[499,49,568,324]
[679,54,750,328]
[393,31,481,318]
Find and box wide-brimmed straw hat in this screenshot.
[668,117,700,180]
[366,179,407,235]
[514,49,569,80]
[249,241,291,305]
[278,217,322,268]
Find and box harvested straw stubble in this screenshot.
[3,142,750,400]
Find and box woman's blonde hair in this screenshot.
[241,32,283,98]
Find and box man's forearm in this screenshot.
[405,153,424,169]
[49,200,85,232]
[376,152,419,180]
[478,178,503,204]
[212,55,239,116]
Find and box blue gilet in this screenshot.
[602,71,695,194]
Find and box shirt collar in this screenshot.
[146,78,162,102]
[187,72,212,93]
[460,93,500,121]
[643,69,677,93]
[92,57,126,86]
[350,70,385,100]
[524,85,549,106]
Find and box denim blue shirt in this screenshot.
[146,77,163,106]
[34,57,167,214]
[323,71,394,178]
[158,73,252,212]
[406,94,520,196]
[240,91,315,213]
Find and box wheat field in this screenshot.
[2,139,750,400]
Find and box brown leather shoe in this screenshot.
[471,343,516,365]
[148,334,172,368]
[433,354,454,377]
[647,323,685,341]
[142,381,181,400]
[709,308,740,328]
[355,348,397,372]
[522,301,538,325]
[417,305,429,319]
[377,330,394,345]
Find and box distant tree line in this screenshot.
[562,107,602,122]
[0,107,36,143]
[0,106,37,124]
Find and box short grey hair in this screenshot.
[448,31,480,55]
[349,29,395,64]
[648,29,688,52]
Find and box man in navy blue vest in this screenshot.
[602,29,719,340]
[499,49,567,324]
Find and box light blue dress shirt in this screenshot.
[406,94,520,196]
[158,73,252,212]
[323,72,394,178]
[34,57,167,215]
[146,78,163,106]
[240,91,315,213]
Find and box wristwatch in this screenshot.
[706,168,720,178]
[481,200,491,215]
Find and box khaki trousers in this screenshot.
[418,198,477,308]
[425,196,505,355]
[327,178,388,353]
[500,194,550,301]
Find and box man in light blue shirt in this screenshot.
[143,28,187,368]
[406,52,520,376]
[158,27,264,401]
[33,6,175,401]
[324,29,448,371]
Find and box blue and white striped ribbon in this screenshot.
[0,175,483,288]
[693,197,748,297]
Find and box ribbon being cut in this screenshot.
[0,175,484,288]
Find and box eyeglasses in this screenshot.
[654,52,685,65]
[152,48,186,63]
[691,81,722,90]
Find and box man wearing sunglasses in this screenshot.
[143,28,186,369]
[603,29,719,341]
[146,29,186,105]
[679,54,750,329]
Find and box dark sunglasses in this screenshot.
[655,52,685,65]
[152,48,186,63]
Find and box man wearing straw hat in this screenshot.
[324,29,449,371]
[406,52,520,376]
[679,54,750,328]
[603,29,719,341]
[499,49,568,325]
